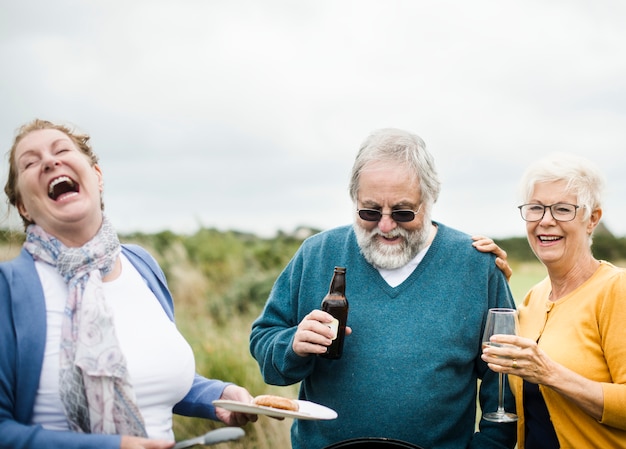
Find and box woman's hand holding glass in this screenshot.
[484,333,606,422]
[482,334,555,385]
[482,334,524,372]
[481,308,520,422]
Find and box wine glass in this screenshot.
[481,307,519,423]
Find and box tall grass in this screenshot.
[172,293,298,448]
[131,235,300,448]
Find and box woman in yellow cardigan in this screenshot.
[481,153,626,448]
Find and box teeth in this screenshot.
[539,236,561,242]
[48,176,73,196]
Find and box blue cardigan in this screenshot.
[250,223,517,449]
[0,244,228,449]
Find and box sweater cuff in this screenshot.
[600,382,626,428]
[282,342,316,382]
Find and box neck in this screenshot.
[547,255,600,300]
[426,222,437,246]
[54,215,104,248]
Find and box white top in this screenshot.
[31,254,195,440]
[377,244,430,287]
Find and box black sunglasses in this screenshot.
[357,205,422,223]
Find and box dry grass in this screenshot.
[164,247,298,448]
[0,242,21,262]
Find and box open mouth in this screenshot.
[381,235,401,243]
[376,230,404,245]
[48,176,79,200]
[538,235,562,243]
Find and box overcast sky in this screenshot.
[1,0,625,239]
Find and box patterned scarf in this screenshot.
[24,216,147,436]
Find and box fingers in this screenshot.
[472,236,512,281]
[220,385,253,403]
[482,336,554,386]
[472,236,507,259]
[292,310,337,357]
[495,257,513,282]
[216,385,258,425]
[481,350,516,374]
[483,358,521,375]
[472,235,494,250]
[215,406,258,426]
[481,335,536,375]
[219,409,258,426]
[482,352,525,375]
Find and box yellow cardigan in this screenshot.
[511,261,626,448]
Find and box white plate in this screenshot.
[213,399,337,420]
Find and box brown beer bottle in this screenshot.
[320,267,348,359]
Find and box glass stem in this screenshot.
[497,372,505,413]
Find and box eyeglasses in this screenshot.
[518,203,580,222]
[357,204,423,223]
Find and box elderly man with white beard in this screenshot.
[250,128,516,449]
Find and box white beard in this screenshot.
[354,220,432,270]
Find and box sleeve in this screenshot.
[173,375,230,420]
[598,271,626,429]
[0,422,120,449]
[249,248,317,386]
[471,259,518,449]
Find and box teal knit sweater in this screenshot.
[250,223,516,449]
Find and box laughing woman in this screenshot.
[0,119,256,449]
[481,153,626,448]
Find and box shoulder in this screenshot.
[432,222,491,259]
[300,225,354,250]
[0,247,34,267]
[303,225,353,243]
[0,248,36,280]
[594,261,626,293]
[296,226,356,261]
[433,222,472,243]
[278,226,356,280]
[121,244,174,319]
[121,243,155,261]
[121,244,166,281]
[597,261,626,279]
[122,244,159,269]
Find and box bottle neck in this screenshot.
[329,270,346,295]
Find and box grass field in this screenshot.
[508,261,548,304]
